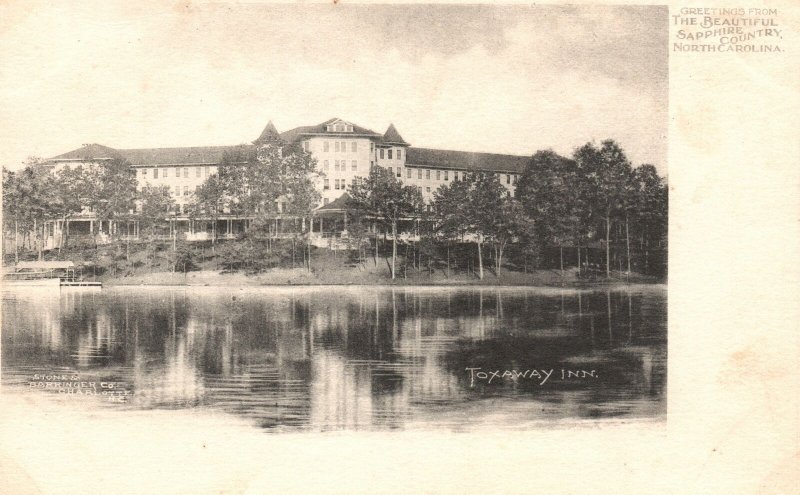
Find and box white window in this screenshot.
[507,174,511,184]
[388,149,393,160]
[335,179,340,190]
[425,169,430,179]
[175,185,180,196]
[334,160,340,171]
[426,187,431,193]
[351,160,357,171]
[445,171,449,181]
[398,149,402,160]
[196,167,201,178]
[324,141,330,152]
[388,167,393,176]
[205,166,210,176]
[407,168,412,178]
[141,169,147,176]
[380,149,384,159]
[303,141,310,152]
[153,168,159,179]
[183,168,188,178]
[324,160,329,170]
[183,186,188,196]
[335,141,340,152]
[418,169,422,179]
[342,179,346,189]
[436,170,441,180]
[396,167,401,178]
[174,167,179,177]
[323,179,330,190]
[351,142,357,152]
[163,168,168,178]
[454,171,459,181]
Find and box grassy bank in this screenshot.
[101,250,660,287]
[6,238,664,287]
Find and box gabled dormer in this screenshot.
[325,118,355,133]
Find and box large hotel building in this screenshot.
[43,118,529,246]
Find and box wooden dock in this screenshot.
[60,280,102,287]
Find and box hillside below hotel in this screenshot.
[39,118,526,250]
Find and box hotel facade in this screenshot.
[42,118,529,248]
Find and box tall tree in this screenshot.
[279,146,321,272]
[136,185,175,271]
[631,164,668,274]
[348,166,423,279]
[51,164,92,250]
[491,197,534,275]
[516,150,577,274]
[3,167,25,262]
[136,185,175,239]
[87,158,138,237]
[573,140,632,277]
[189,173,227,247]
[469,172,511,279]
[12,162,60,258]
[432,177,473,276]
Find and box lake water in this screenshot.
[1,285,666,431]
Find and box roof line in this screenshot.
[409,146,531,159]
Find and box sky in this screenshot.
[0,2,668,174]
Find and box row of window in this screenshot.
[395,167,519,185]
[323,160,358,172]
[391,167,457,181]
[140,166,212,179]
[326,124,353,133]
[174,185,196,196]
[322,178,352,190]
[322,141,358,153]
[378,148,402,160]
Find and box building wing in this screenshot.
[405,147,529,174]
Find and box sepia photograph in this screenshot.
[1,2,795,494]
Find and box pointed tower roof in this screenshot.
[383,123,409,146]
[253,120,282,145]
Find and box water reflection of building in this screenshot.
[2,286,667,428]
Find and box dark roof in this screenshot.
[405,147,529,174]
[118,145,253,166]
[382,123,409,146]
[280,118,383,143]
[49,144,253,166]
[253,121,282,145]
[49,144,123,161]
[316,193,351,211]
[16,261,75,270]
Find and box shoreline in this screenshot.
[94,268,664,288]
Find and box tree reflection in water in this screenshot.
[1,285,666,431]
